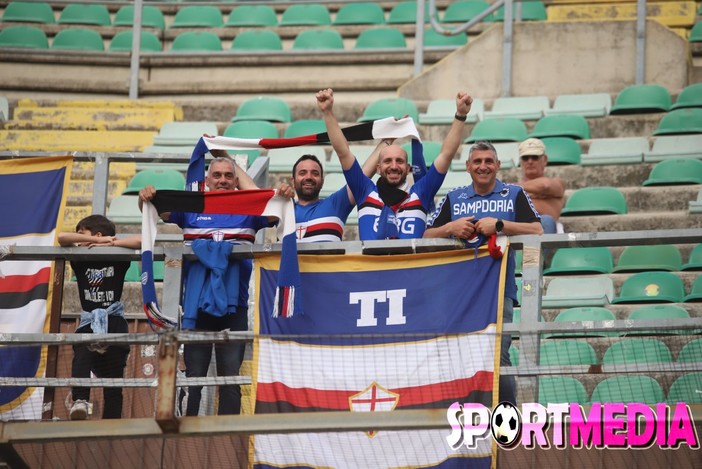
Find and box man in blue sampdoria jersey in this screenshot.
[291,145,384,243]
[138,157,294,416]
[317,88,473,240]
[424,140,543,405]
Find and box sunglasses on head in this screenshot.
[520,154,542,162]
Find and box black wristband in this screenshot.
[454,113,467,122]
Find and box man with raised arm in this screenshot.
[317,88,472,240]
[290,142,385,243]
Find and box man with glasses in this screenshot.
[518,138,566,234]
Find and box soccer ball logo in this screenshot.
[490,402,521,447]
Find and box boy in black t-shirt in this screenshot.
[58,215,141,420]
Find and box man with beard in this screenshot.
[317,88,472,240]
[291,147,383,243]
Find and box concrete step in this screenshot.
[559,210,702,232]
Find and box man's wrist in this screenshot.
[454,113,467,122]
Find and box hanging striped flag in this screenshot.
[141,188,299,326]
[0,156,72,421]
[252,248,506,468]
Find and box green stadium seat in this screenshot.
[642,158,702,186]
[231,30,282,51]
[560,187,627,216]
[327,145,376,173]
[125,260,164,282]
[591,376,664,404]
[437,171,472,197]
[106,195,142,224]
[334,2,386,25]
[514,250,522,276]
[542,277,615,308]
[688,21,702,42]
[354,27,406,49]
[540,137,581,165]
[683,275,702,302]
[232,97,292,123]
[113,5,165,30]
[611,271,685,304]
[546,307,618,338]
[226,5,277,27]
[170,31,222,52]
[653,108,702,136]
[401,141,442,164]
[58,3,110,26]
[644,135,702,162]
[2,1,55,24]
[284,119,327,138]
[610,84,672,115]
[387,1,428,24]
[0,25,48,49]
[51,28,104,51]
[544,247,613,275]
[494,2,547,21]
[423,28,467,47]
[109,31,162,52]
[540,340,598,365]
[484,96,549,120]
[539,376,589,405]
[420,98,482,124]
[602,338,672,364]
[123,168,185,195]
[682,244,702,271]
[125,261,140,282]
[668,373,702,404]
[678,339,702,362]
[358,98,419,123]
[442,1,493,22]
[280,4,331,26]
[152,122,218,146]
[223,120,278,139]
[464,118,527,143]
[546,93,612,118]
[319,172,348,197]
[530,114,591,139]
[171,6,223,28]
[671,83,702,110]
[581,137,648,166]
[293,29,344,50]
[691,189,702,214]
[268,147,326,173]
[613,245,682,272]
[509,345,519,366]
[627,304,693,334]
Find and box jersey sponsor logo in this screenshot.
[453,199,514,216]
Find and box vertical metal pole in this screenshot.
[91,154,109,216]
[516,238,543,404]
[128,0,144,99]
[41,258,65,420]
[502,0,514,97]
[635,0,646,84]
[413,0,426,76]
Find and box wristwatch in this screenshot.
[495,219,504,233]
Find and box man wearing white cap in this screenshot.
[518,138,566,234]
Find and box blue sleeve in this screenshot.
[327,185,354,219]
[342,159,376,208]
[412,164,446,208]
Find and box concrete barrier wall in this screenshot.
[399,20,688,100]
